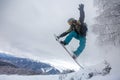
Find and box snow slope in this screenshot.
[0,60,113,80]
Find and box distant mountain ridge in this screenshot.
[0,59,17,68]
[0,53,60,75]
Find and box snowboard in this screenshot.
[54,34,84,69]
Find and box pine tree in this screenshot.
[93,0,120,46]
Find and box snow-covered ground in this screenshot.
[0,75,58,80]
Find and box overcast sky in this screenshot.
[0,0,98,70]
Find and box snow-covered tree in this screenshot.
[93,0,120,46]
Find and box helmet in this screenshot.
[68,18,76,23]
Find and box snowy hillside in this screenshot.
[0,53,61,75]
[0,60,112,80]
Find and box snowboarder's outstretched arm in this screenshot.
[78,4,85,24]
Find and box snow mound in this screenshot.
[59,60,111,80]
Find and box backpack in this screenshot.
[80,23,88,36]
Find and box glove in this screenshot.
[55,36,60,41]
[57,36,60,39]
[78,4,84,10]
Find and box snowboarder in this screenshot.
[57,4,88,59]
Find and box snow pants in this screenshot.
[64,31,86,57]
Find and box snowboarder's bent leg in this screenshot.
[64,31,78,45]
[74,36,86,57]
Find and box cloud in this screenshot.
[0,0,97,68]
